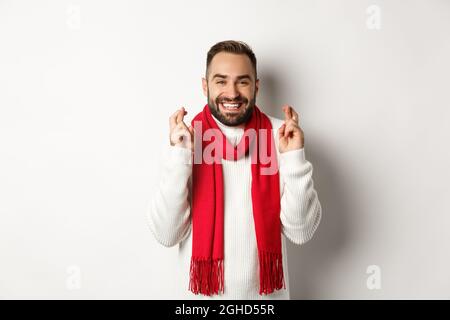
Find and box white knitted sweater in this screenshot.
[147,115,322,299]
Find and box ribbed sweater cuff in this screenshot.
[279,148,306,170]
[166,145,193,165]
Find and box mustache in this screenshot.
[216,96,248,104]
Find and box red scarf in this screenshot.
[188,104,285,296]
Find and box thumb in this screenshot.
[278,123,286,139]
[188,125,194,139]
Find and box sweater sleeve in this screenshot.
[279,148,322,245]
[146,145,192,247]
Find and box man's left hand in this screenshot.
[278,105,304,153]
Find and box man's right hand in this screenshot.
[169,107,194,151]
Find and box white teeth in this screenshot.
[222,103,240,109]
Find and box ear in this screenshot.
[255,78,260,97]
[202,77,208,97]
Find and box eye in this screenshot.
[239,81,249,85]
[216,81,225,85]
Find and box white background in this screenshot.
[1,0,449,299]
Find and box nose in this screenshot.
[223,83,239,100]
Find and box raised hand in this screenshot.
[278,105,304,153]
[169,107,194,151]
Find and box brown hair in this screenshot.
[206,40,257,79]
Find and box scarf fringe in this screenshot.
[189,257,224,296]
[259,251,285,295]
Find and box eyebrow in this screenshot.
[211,74,252,81]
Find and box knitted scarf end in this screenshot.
[259,251,285,295]
[189,257,224,296]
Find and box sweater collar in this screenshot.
[211,114,244,147]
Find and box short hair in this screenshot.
[206,40,257,79]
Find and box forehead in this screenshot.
[208,52,254,78]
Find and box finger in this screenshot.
[176,107,187,124]
[278,123,286,139]
[179,128,195,150]
[173,127,190,143]
[188,126,194,147]
[285,118,298,127]
[169,110,179,130]
[177,120,190,132]
[284,123,299,138]
[291,108,299,123]
[282,105,289,121]
[282,105,293,121]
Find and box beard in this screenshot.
[207,91,256,126]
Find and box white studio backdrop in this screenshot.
[0,0,449,299]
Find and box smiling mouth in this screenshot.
[219,102,244,113]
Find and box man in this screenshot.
[147,40,322,299]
